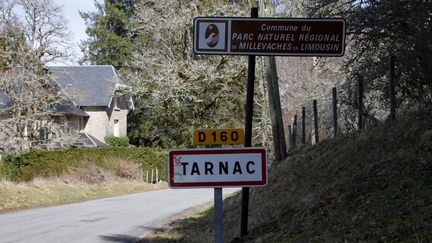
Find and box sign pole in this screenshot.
[241,6,258,238]
[214,187,223,243]
[214,144,223,243]
[192,12,346,240]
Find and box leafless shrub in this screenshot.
[113,160,143,181]
[68,163,113,184]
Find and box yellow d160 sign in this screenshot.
[193,129,244,145]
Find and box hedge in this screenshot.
[104,136,130,147]
[0,147,166,182]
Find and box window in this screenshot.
[113,96,120,110]
[113,119,120,137]
[63,120,69,135]
[23,125,28,137]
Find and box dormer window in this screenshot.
[113,96,120,111]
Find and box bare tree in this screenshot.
[127,1,271,148]
[19,0,72,66]
[259,0,349,142]
[0,0,74,153]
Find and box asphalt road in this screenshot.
[0,188,239,243]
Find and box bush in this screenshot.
[105,136,129,147]
[1,153,27,181]
[68,162,113,184]
[0,147,166,182]
[114,160,143,181]
[0,158,9,180]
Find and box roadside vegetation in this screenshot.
[142,107,432,242]
[0,147,167,211]
[0,178,166,212]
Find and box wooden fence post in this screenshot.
[293,115,297,147]
[264,56,287,161]
[313,100,319,144]
[302,107,306,144]
[389,55,396,121]
[358,75,364,131]
[332,87,338,138]
[156,168,159,183]
[288,125,292,149]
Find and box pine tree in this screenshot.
[80,0,137,70]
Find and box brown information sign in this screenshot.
[194,17,345,56]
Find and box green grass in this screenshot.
[142,107,432,242]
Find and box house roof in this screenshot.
[80,132,107,147]
[52,101,90,117]
[48,65,119,107]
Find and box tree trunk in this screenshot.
[264,56,286,161]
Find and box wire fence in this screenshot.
[286,56,397,149]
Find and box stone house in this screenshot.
[0,65,134,150]
[49,65,134,145]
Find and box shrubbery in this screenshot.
[0,147,166,182]
[104,136,130,147]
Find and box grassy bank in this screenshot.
[144,107,432,242]
[0,178,166,212]
[0,147,166,182]
[0,147,168,212]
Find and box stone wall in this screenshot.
[82,106,109,142]
[82,96,129,143]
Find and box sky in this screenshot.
[51,0,97,65]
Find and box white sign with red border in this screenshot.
[168,148,267,188]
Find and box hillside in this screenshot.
[146,107,432,242]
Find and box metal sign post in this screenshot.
[168,130,266,243]
[214,187,223,243]
[191,8,346,239]
[168,147,267,243]
[241,8,258,237]
[214,142,223,243]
